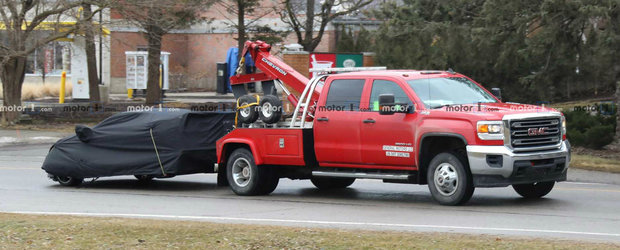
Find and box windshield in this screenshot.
[407,77,497,108]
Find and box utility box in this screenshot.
[125,51,170,90]
[216,62,228,94]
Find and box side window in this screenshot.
[324,79,365,111]
[370,80,412,111]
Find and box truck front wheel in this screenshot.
[310,177,355,189]
[427,152,474,205]
[226,148,278,196]
[513,182,555,199]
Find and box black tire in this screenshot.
[134,175,154,181]
[258,95,282,124]
[310,177,355,189]
[427,152,474,205]
[237,95,259,124]
[56,176,83,187]
[226,148,278,196]
[513,181,555,199]
[258,170,280,195]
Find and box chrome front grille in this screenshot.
[509,117,561,150]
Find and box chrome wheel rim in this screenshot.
[232,158,252,187]
[239,102,251,117]
[434,163,458,196]
[261,102,273,118]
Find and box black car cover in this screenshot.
[42,110,235,179]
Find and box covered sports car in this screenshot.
[42,110,235,186]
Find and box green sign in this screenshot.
[336,54,363,68]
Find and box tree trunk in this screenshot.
[615,80,620,144]
[0,56,27,124]
[145,25,163,105]
[82,3,101,102]
[302,0,315,51]
[237,0,246,61]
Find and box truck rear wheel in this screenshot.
[226,148,278,196]
[259,95,282,124]
[311,177,355,189]
[513,181,555,199]
[237,95,259,124]
[427,152,474,205]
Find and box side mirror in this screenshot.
[379,94,395,115]
[75,125,93,143]
[491,88,502,101]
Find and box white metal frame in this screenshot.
[287,66,388,128]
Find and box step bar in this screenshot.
[312,171,410,180]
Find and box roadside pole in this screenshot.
[59,71,66,104]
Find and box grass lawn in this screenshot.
[0,213,618,249]
[570,154,620,173]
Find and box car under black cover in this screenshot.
[42,109,235,185]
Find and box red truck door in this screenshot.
[360,79,417,168]
[314,78,367,165]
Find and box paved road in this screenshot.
[1,144,620,243]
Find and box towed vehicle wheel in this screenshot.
[226,148,278,196]
[56,176,83,187]
[427,152,474,205]
[513,181,555,199]
[134,175,154,181]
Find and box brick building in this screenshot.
[108,3,339,94]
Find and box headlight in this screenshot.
[561,116,567,135]
[477,121,504,140]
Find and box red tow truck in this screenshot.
[216,41,570,205]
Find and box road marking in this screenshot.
[5,211,620,238]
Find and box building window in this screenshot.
[26,41,71,75]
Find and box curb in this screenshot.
[567,168,620,186]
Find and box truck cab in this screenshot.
[216,42,569,205]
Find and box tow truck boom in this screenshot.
[229,40,322,107]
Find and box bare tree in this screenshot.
[80,3,101,102]
[0,0,100,124]
[279,0,373,52]
[113,0,213,105]
[615,79,620,145]
[216,0,285,61]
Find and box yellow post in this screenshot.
[59,71,66,104]
[159,66,163,89]
[127,88,133,99]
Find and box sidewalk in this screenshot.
[109,92,235,103]
[0,129,71,148]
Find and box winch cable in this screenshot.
[149,128,166,176]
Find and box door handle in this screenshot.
[363,119,376,123]
[317,117,329,122]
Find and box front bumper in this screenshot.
[466,140,571,187]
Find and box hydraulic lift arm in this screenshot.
[230,40,322,107]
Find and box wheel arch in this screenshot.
[220,141,261,167]
[417,133,468,184]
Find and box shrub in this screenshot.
[584,125,615,149]
[566,128,585,146]
[564,109,617,149]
